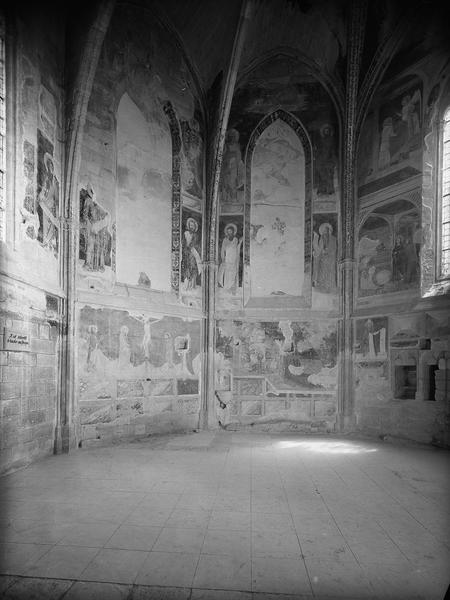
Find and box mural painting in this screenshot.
[115,92,173,289]
[216,319,337,393]
[79,186,113,275]
[312,213,338,294]
[313,123,338,196]
[228,56,339,207]
[354,317,388,361]
[249,118,305,298]
[180,114,203,201]
[39,85,57,144]
[217,215,243,294]
[358,201,420,297]
[357,79,423,194]
[21,140,37,239]
[180,208,202,294]
[378,84,422,171]
[36,130,59,256]
[219,128,245,209]
[78,307,201,403]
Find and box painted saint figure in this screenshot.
[86,325,99,372]
[378,117,396,170]
[80,185,111,272]
[181,217,202,291]
[118,325,131,369]
[399,90,421,138]
[219,129,245,204]
[315,124,337,195]
[218,223,242,292]
[37,153,59,254]
[312,222,337,293]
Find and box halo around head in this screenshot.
[186,217,198,232]
[320,123,333,137]
[318,222,333,235]
[224,222,237,236]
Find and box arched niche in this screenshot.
[244,110,312,307]
[115,92,173,290]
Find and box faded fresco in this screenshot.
[219,128,245,210]
[20,131,60,255]
[358,199,420,297]
[313,123,338,196]
[79,186,113,277]
[36,130,59,255]
[78,307,201,403]
[357,78,423,195]
[22,140,36,238]
[216,320,337,393]
[312,213,338,294]
[180,114,203,202]
[115,92,172,289]
[180,208,202,294]
[217,215,243,295]
[354,317,388,361]
[250,119,305,297]
[39,85,57,144]
[228,56,339,207]
[77,3,205,293]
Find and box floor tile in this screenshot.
[208,510,251,531]
[153,527,205,554]
[64,581,132,600]
[193,553,252,591]
[305,556,376,598]
[2,577,73,600]
[202,529,251,558]
[25,545,99,579]
[131,585,191,599]
[81,548,148,584]
[252,529,301,558]
[252,512,295,533]
[165,509,211,529]
[0,543,53,575]
[251,556,311,595]
[105,524,161,551]
[191,590,252,600]
[57,521,118,547]
[135,551,199,587]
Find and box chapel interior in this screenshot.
[0,0,450,598]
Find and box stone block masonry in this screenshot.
[0,304,59,474]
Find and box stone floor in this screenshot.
[0,431,449,600]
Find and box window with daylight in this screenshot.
[0,13,5,242]
[440,107,450,279]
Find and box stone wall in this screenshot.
[0,277,60,472]
[353,46,450,446]
[74,3,205,446]
[0,5,65,473]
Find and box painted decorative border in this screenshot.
[163,101,182,292]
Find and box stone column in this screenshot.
[337,0,367,432]
[200,0,252,429]
[56,0,115,453]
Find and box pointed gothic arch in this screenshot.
[244,109,313,306]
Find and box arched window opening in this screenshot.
[115,93,172,290]
[439,107,450,279]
